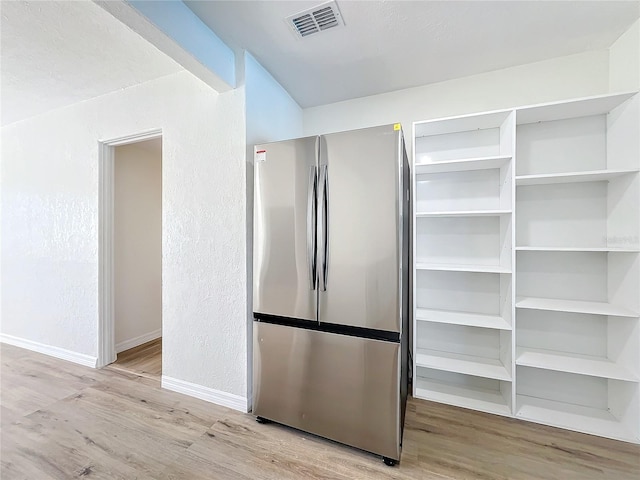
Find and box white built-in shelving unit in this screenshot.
[412,91,640,443]
[412,109,516,418]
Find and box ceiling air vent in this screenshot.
[286,1,344,38]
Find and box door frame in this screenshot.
[97,129,162,368]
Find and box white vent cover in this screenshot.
[286,1,344,38]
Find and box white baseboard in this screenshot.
[116,329,162,353]
[0,333,97,368]
[161,375,248,413]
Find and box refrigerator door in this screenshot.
[318,125,403,332]
[253,137,318,322]
[253,321,401,460]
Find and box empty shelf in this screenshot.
[415,110,512,137]
[516,169,639,186]
[515,297,639,318]
[516,246,640,252]
[415,348,512,381]
[416,308,511,330]
[415,210,511,218]
[414,155,511,174]
[516,91,636,125]
[516,347,638,382]
[417,263,511,274]
[414,376,511,417]
[516,395,635,443]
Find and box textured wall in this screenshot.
[114,142,162,349]
[1,70,248,397]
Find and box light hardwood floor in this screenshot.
[109,338,162,380]
[1,343,639,479]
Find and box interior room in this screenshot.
[1,1,639,478]
[111,138,163,380]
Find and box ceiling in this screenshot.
[1,1,638,126]
[0,1,182,126]
[185,0,640,108]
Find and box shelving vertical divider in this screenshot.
[497,110,516,407]
[606,94,640,441]
[411,121,418,400]
[502,110,518,413]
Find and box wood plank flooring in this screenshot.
[109,338,162,380]
[1,343,639,480]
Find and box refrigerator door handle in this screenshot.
[319,164,329,291]
[307,165,318,290]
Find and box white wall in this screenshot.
[243,52,304,405]
[1,71,248,404]
[303,50,611,157]
[609,19,640,92]
[114,141,162,352]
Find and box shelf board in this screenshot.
[414,110,512,137]
[417,263,511,274]
[516,246,640,253]
[416,209,511,218]
[516,169,639,186]
[516,91,636,125]
[416,308,511,330]
[414,155,511,174]
[515,296,639,318]
[516,347,638,382]
[415,348,512,381]
[516,395,636,443]
[414,376,512,417]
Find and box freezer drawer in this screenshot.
[253,321,401,460]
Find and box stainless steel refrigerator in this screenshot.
[252,124,409,465]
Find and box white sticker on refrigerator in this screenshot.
[255,149,266,162]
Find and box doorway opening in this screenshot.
[98,130,163,382]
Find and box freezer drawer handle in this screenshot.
[307,165,318,290]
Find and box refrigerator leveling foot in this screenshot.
[383,457,397,467]
[255,416,271,424]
